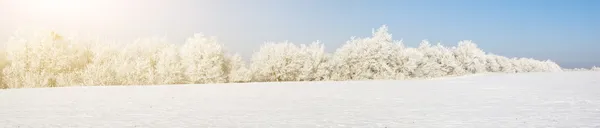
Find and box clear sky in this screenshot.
[1,0,599,68]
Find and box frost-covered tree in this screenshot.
[541,60,563,72]
[492,55,516,73]
[511,58,553,73]
[0,26,568,88]
[565,68,590,72]
[113,38,166,85]
[394,47,420,78]
[412,41,446,78]
[180,34,228,84]
[250,42,302,82]
[330,25,404,80]
[250,41,330,82]
[485,54,503,72]
[155,44,186,84]
[297,42,332,81]
[0,50,8,89]
[520,58,541,72]
[435,44,466,76]
[592,66,600,71]
[454,40,488,73]
[590,66,600,71]
[3,32,91,88]
[225,54,251,83]
[81,40,121,85]
[506,58,561,73]
[510,58,526,73]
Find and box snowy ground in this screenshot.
[1,72,599,128]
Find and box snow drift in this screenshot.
[0,26,564,89]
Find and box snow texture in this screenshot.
[1,71,599,127]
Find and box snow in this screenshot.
[1,71,599,127]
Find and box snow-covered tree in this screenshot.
[0,26,568,88]
[330,25,404,80]
[485,54,503,72]
[180,34,228,84]
[81,40,121,85]
[493,55,516,73]
[0,50,8,89]
[3,32,92,88]
[435,44,466,76]
[541,60,563,72]
[565,68,591,72]
[454,40,488,74]
[114,38,166,85]
[509,58,560,73]
[297,42,332,81]
[155,44,186,84]
[412,41,446,78]
[592,66,600,71]
[225,54,251,83]
[510,58,526,73]
[394,47,421,78]
[522,58,543,72]
[250,42,302,82]
[250,41,330,82]
[82,42,123,85]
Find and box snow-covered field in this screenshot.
[1,71,599,128]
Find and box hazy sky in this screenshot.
[1,0,599,68]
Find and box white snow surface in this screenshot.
[1,71,599,128]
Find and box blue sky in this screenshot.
[1,0,599,68]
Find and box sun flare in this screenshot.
[36,0,85,10]
[4,0,125,30]
[13,0,93,14]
